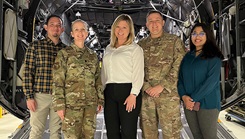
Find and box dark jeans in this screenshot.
[104,83,142,139]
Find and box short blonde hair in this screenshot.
[71,19,89,31]
[110,14,135,47]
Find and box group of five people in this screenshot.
[23,10,223,139]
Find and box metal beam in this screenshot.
[236,0,241,90]
[23,0,41,42]
[0,0,3,82]
[219,0,227,103]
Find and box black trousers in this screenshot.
[104,83,142,139]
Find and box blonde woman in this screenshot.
[101,14,144,139]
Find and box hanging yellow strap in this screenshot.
[0,106,3,118]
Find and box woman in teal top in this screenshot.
[178,23,224,139]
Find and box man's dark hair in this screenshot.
[45,14,63,25]
[146,10,166,21]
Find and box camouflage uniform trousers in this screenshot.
[140,92,182,139]
[62,105,97,139]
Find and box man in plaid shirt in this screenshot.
[23,14,66,139]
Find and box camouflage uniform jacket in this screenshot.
[138,32,186,97]
[52,43,103,111]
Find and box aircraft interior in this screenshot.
[0,0,245,138]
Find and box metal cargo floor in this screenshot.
[11,106,237,139]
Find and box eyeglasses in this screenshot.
[191,32,206,37]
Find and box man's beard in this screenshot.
[52,33,59,38]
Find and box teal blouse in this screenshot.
[177,51,222,111]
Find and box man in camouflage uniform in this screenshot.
[138,10,186,139]
[52,19,103,139]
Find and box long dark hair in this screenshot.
[189,23,224,60]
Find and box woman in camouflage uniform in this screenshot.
[52,19,103,139]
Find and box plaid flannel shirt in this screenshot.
[22,37,66,100]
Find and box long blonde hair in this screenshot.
[109,14,135,47]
